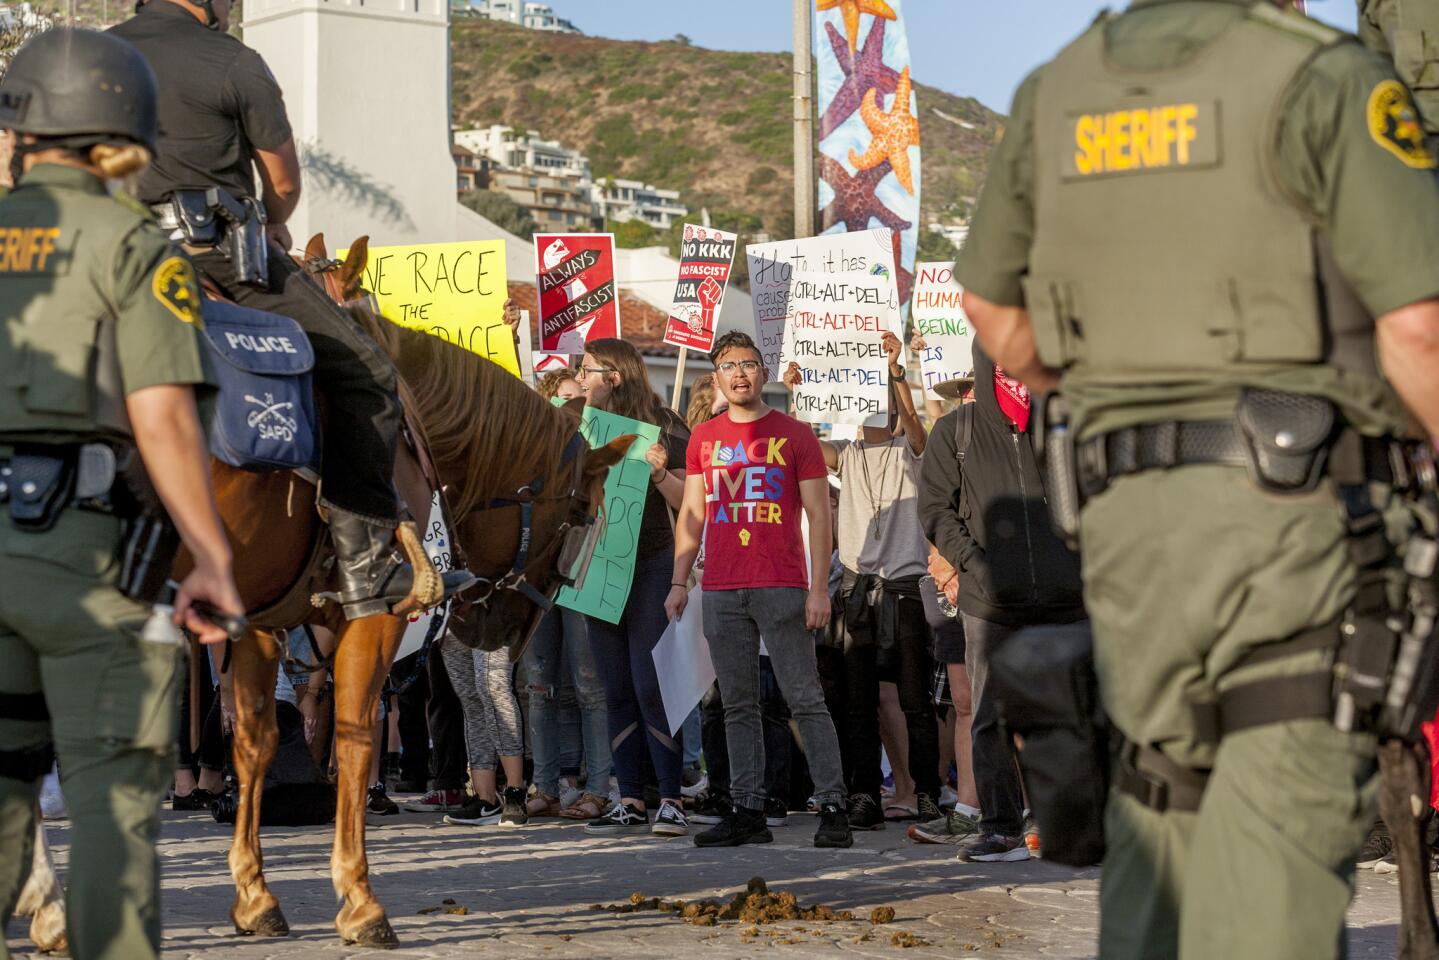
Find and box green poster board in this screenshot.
[555,405,662,623]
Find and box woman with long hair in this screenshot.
[573,339,692,837]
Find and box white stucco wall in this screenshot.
[244,0,458,247]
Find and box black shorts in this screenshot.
[933,618,965,665]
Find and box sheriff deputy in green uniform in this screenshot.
[955,1,1439,958]
[0,28,244,960]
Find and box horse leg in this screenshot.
[226,630,289,938]
[330,615,404,947]
[16,811,67,955]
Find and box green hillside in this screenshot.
[451,18,1002,241]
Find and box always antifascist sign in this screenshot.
[535,233,621,352]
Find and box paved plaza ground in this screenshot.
[3,800,1418,958]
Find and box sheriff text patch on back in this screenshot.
[1367,79,1436,170]
[1063,102,1221,180]
[0,226,66,273]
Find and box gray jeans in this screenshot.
[702,587,846,810]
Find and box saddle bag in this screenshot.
[199,300,319,472]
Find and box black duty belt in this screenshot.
[1078,420,1246,498]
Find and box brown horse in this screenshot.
[191,238,629,947]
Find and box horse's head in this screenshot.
[450,428,634,656]
[306,234,637,658]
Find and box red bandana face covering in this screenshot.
[993,364,1031,432]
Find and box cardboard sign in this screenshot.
[911,261,974,398]
[663,225,738,352]
[533,352,572,377]
[555,406,661,624]
[535,233,620,352]
[340,240,517,376]
[782,271,895,425]
[746,228,900,379]
[395,492,454,661]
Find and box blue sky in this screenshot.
[556,2,1359,113]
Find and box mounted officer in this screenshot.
[0,28,244,960]
[956,0,1439,957]
[109,0,471,620]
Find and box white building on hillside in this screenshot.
[596,178,688,231]
[455,125,591,180]
[462,0,579,32]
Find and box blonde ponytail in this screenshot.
[88,142,151,179]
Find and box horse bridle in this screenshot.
[459,430,597,615]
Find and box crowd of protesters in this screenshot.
[146,326,1096,863]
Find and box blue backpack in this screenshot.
[199,300,319,471]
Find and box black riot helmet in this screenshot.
[0,28,159,152]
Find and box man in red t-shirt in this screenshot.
[667,331,851,849]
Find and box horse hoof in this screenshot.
[343,916,399,949]
[234,904,290,938]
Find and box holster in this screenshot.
[1235,387,1336,493]
[5,446,76,531]
[1034,391,1082,550]
[156,188,269,287]
[990,621,1109,866]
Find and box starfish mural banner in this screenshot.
[813,0,920,314]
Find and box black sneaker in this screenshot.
[499,786,528,826]
[366,783,398,816]
[1357,821,1393,869]
[171,788,218,812]
[689,793,732,825]
[847,793,885,831]
[916,793,943,824]
[443,796,502,826]
[694,806,772,847]
[958,832,1031,863]
[651,799,689,837]
[764,797,789,827]
[584,802,650,836]
[815,802,853,848]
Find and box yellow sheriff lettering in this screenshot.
[0,227,60,273]
[1072,103,1203,176]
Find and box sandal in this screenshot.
[526,791,561,818]
[559,792,608,820]
[884,801,919,821]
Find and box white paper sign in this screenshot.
[746,228,901,379]
[911,262,974,399]
[781,271,897,426]
[652,585,715,736]
[396,492,453,661]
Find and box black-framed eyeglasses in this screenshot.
[716,360,761,375]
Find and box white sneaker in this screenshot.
[680,773,709,799]
[39,766,65,820]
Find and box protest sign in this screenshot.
[533,352,572,378]
[652,584,715,735]
[395,492,454,661]
[911,262,974,398]
[339,240,517,375]
[782,271,895,425]
[535,233,620,352]
[555,406,661,624]
[663,225,738,352]
[746,228,900,378]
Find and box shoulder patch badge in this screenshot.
[1368,79,1437,170]
[153,256,204,327]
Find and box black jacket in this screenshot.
[918,346,1085,627]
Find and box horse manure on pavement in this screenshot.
[891,930,930,948]
[591,875,899,936]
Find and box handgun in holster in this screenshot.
[205,188,269,288]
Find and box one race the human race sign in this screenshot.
[663,224,738,352]
[911,261,974,398]
[535,233,620,352]
[339,239,517,375]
